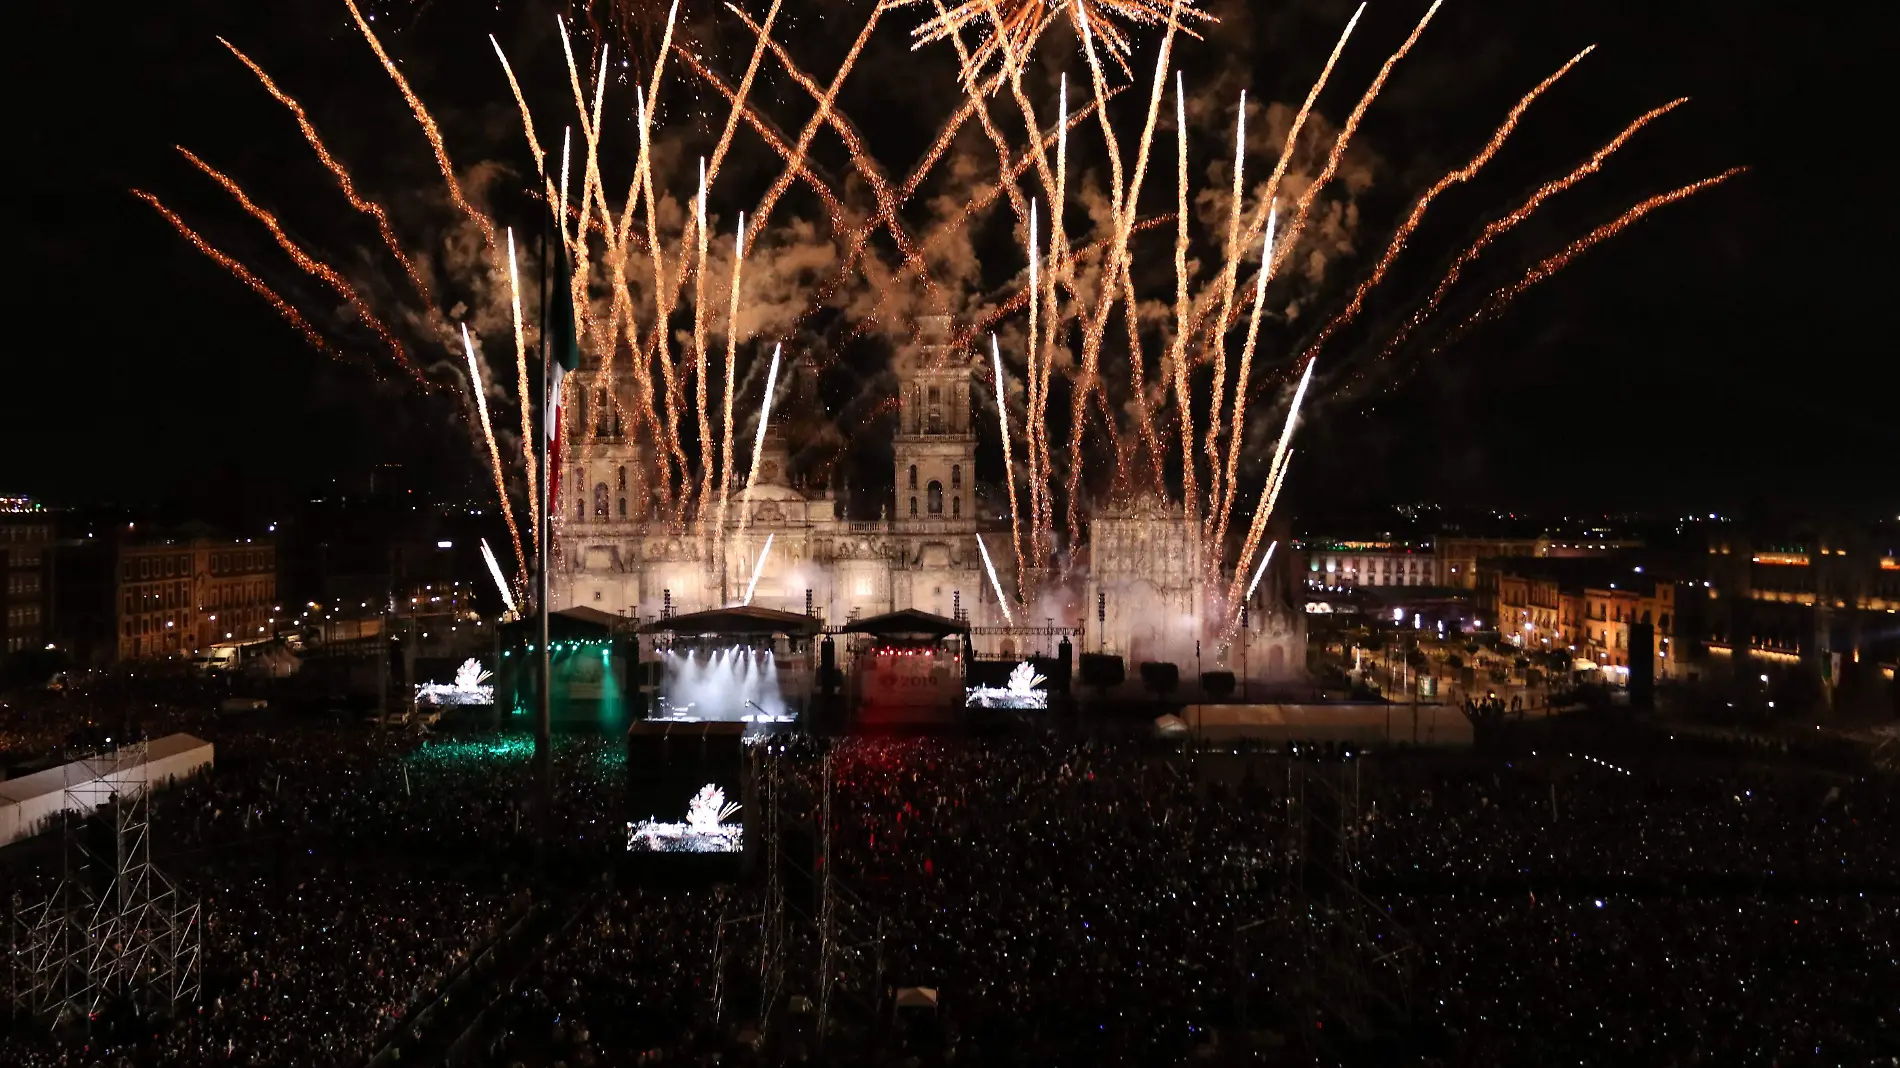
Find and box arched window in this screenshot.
[908,464,918,490]
[594,483,610,517]
[909,497,918,517]
[952,496,961,518]
[617,466,627,490]
[927,480,944,514]
[576,493,585,521]
[617,497,627,518]
[951,464,961,488]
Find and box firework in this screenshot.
[175,147,415,378]
[462,324,527,585]
[133,190,332,357]
[735,343,782,549]
[694,156,713,515]
[1227,357,1313,614]
[1244,540,1278,603]
[904,0,1210,85]
[991,334,1024,597]
[1377,98,1690,364]
[1201,88,1249,525]
[1429,168,1746,359]
[976,534,1015,624]
[1300,47,1594,368]
[742,533,775,607]
[508,230,537,563]
[1210,210,1276,555]
[219,36,430,304]
[344,0,498,263]
[715,212,747,551]
[481,538,520,618]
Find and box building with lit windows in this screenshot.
[1478,558,1677,680]
[1298,539,1436,589]
[1,497,53,654]
[551,318,1306,676]
[117,534,277,661]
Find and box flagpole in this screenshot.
[537,199,553,825]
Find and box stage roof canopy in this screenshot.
[500,606,620,643]
[639,605,823,637]
[842,608,967,641]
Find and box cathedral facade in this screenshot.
[552,322,1304,681]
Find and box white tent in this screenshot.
[894,987,939,1010]
[0,734,213,848]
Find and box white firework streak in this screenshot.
[742,532,774,607]
[991,333,1023,591]
[480,538,519,617]
[1245,540,1279,602]
[976,534,1014,625]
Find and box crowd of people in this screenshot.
[4,676,1897,1066]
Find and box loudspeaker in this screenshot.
[1628,622,1655,711]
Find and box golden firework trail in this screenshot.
[1201,88,1248,534]
[1298,46,1594,367]
[343,0,499,263]
[1377,97,1690,363]
[133,190,333,358]
[635,84,687,500]
[991,334,1024,599]
[905,0,1210,86]
[976,533,1015,624]
[508,229,537,563]
[1428,168,1746,359]
[715,211,747,554]
[1062,2,1128,554]
[218,36,430,304]
[1170,71,1196,531]
[462,324,527,586]
[693,156,714,516]
[175,147,416,380]
[1210,210,1276,555]
[1261,1,1444,325]
[742,532,775,606]
[489,35,548,179]
[744,6,884,249]
[1188,2,1364,347]
[1025,199,1041,579]
[1228,358,1312,613]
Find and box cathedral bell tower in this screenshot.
[892,316,977,526]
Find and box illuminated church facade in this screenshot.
[552,319,1304,679]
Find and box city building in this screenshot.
[1436,532,1639,589]
[553,318,1305,679]
[1478,557,1677,680]
[1298,539,1437,589]
[116,533,278,661]
[1699,520,1899,706]
[1,497,53,655]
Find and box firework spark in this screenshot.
[133,190,333,357]
[481,537,519,618]
[462,324,527,585]
[715,212,747,550]
[735,343,782,550]
[175,147,416,380]
[1244,540,1278,603]
[742,532,775,607]
[1228,357,1313,614]
[218,36,430,304]
[508,230,537,564]
[904,0,1210,85]
[1377,97,1690,364]
[1428,168,1746,359]
[976,533,1015,624]
[991,334,1024,597]
[1210,210,1276,555]
[343,0,499,263]
[1299,46,1595,367]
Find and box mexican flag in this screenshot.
[546,232,581,512]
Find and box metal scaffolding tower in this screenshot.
[8,741,202,1024]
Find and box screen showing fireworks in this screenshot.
[624,722,746,855]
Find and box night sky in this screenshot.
[8,0,1895,521]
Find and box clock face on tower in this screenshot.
[761,460,780,483]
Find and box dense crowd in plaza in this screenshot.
[3,677,1896,1066]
